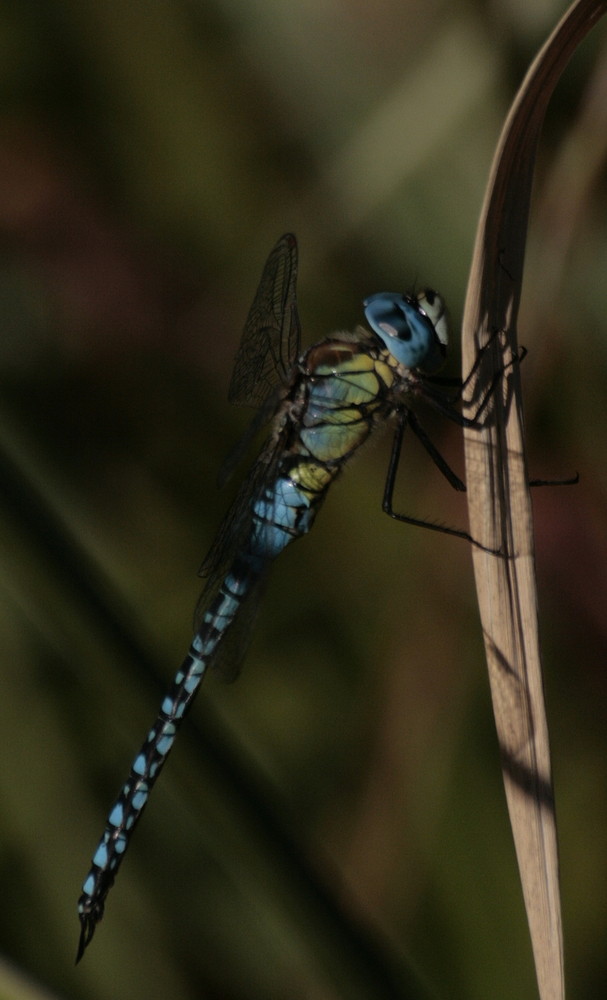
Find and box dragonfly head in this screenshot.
[363,289,449,373]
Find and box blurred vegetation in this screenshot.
[0,1,605,998]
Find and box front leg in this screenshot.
[382,410,498,551]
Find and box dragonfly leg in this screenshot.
[425,328,504,395]
[529,472,579,487]
[382,411,502,552]
[423,346,578,488]
[407,411,465,491]
[464,341,578,485]
[417,335,518,430]
[427,331,526,427]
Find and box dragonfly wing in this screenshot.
[198,439,276,587]
[228,233,301,408]
[216,389,282,489]
[195,422,287,678]
[197,233,301,675]
[206,572,268,682]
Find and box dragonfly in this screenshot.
[77,232,485,961]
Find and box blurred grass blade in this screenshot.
[461,1,607,998]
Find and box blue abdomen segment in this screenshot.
[77,636,208,958]
[252,477,316,557]
[76,562,258,959]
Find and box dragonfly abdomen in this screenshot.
[77,634,207,958]
[77,563,259,959]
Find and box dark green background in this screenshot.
[0,2,604,998]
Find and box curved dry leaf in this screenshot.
[462,1,607,999]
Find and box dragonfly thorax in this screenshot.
[363,288,449,374]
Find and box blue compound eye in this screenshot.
[363,289,449,373]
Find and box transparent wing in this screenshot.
[218,233,300,487]
[195,233,301,677]
[195,416,289,679]
[216,390,283,489]
[199,431,282,590]
[228,232,301,407]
